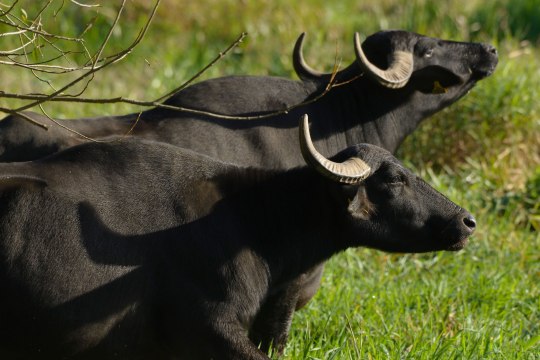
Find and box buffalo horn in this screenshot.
[293,32,326,80]
[354,32,413,89]
[299,114,371,184]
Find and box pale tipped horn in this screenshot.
[299,114,371,184]
[293,32,326,80]
[354,32,413,89]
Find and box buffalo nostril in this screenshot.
[463,215,477,231]
[486,45,498,56]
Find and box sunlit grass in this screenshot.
[285,211,539,359]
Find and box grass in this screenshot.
[286,202,539,359]
[1,0,539,358]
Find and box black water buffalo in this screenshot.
[0,30,497,164]
[0,115,476,359]
[0,29,494,324]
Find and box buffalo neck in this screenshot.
[306,70,429,155]
[214,167,350,284]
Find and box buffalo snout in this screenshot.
[483,44,498,56]
[462,212,477,232]
[472,43,499,79]
[443,209,476,251]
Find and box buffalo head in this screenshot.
[294,30,498,92]
[300,114,476,253]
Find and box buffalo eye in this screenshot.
[369,174,405,199]
[387,173,406,186]
[379,172,407,197]
[423,48,434,58]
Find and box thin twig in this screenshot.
[0,18,84,42]
[90,0,126,67]
[0,28,27,37]
[37,101,145,144]
[0,37,35,54]
[0,53,350,123]
[154,31,248,103]
[0,0,356,143]
[37,103,106,142]
[70,0,101,8]
[0,1,19,17]
[32,0,54,22]
[0,107,49,129]
[12,0,161,115]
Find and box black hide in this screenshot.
[0,139,475,359]
[0,30,497,164]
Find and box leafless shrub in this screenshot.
[0,1,340,140]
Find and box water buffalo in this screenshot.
[0,115,476,359]
[0,29,494,322]
[0,30,497,164]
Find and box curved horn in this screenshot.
[293,32,326,81]
[354,32,413,89]
[299,114,371,184]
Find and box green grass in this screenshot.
[1,0,539,358]
[285,191,540,359]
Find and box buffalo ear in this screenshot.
[347,186,374,221]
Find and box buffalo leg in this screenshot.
[208,323,271,360]
[295,264,324,310]
[249,281,301,355]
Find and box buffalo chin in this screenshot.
[368,239,467,254]
[412,67,465,94]
[445,237,469,251]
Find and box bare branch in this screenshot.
[37,99,145,144]
[0,36,36,54]
[0,28,27,37]
[0,65,350,122]
[0,107,49,129]
[0,30,250,112]
[0,0,348,144]
[0,25,349,127]
[11,0,161,114]
[69,0,101,8]
[0,18,84,43]
[0,1,20,17]
[37,103,105,142]
[154,31,248,103]
[0,60,86,73]
[90,0,126,68]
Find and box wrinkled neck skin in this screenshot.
[0,62,474,164]
[305,64,474,156]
